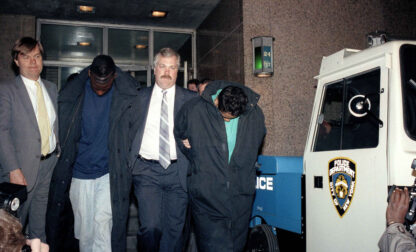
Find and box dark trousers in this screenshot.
[133,160,188,252]
[19,153,57,242]
[183,206,199,252]
[47,196,79,252]
[190,194,253,252]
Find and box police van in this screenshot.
[247,37,416,251]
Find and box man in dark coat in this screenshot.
[175,81,266,252]
[46,55,140,252]
[126,47,197,252]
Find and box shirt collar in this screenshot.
[154,83,175,94]
[21,75,41,85]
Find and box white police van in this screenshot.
[247,37,416,252]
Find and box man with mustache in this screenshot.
[126,48,197,251]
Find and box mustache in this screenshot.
[161,75,172,79]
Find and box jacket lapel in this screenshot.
[174,85,186,156]
[42,79,59,139]
[43,79,57,112]
[130,86,153,143]
[128,86,153,162]
[174,85,184,116]
[15,76,38,128]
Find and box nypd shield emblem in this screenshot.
[328,157,356,217]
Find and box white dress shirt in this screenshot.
[21,75,57,153]
[139,84,177,160]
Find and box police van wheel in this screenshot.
[245,224,279,252]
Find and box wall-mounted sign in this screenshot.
[251,36,274,77]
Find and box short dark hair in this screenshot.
[90,55,116,77]
[199,78,211,86]
[66,72,79,83]
[217,86,248,117]
[11,37,44,60]
[187,79,200,85]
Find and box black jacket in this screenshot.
[46,67,140,252]
[175,80,266,251]
[175,80,266,217]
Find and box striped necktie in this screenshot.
[159,90,170,169]
[34,81,51,156]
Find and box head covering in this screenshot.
[90,55,116,77]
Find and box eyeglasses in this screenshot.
[157,63,178,71]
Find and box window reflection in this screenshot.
[42,66,84,90]
[39,21,195,88]
[41,24,102,62]
[400,45,416,140]
[108,29,149,65]
[314,69,380,151]
[128,71,147,88]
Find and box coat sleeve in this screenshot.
[378,223,416,252]
[255,106,267,144]
[0,84,19,174]
[174,101,192,160]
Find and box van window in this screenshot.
[400,44,416,140]
[314,69,380,151]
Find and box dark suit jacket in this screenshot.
[128,85,197,191]
[0,75,58,191]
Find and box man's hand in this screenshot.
[386,187,410,225]
[182,139,191,149]
[26,238,49,252]
[9,169,27,186]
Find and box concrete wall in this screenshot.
[197,0,416,156]
[243,0,386,156]
[196,0,245,82]
[382,0,416,38]
[0,15,36,81]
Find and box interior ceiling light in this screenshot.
[77,5,95,13]
[151,10,168,18]
[135,44,147,49]
[77,41,91,46]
